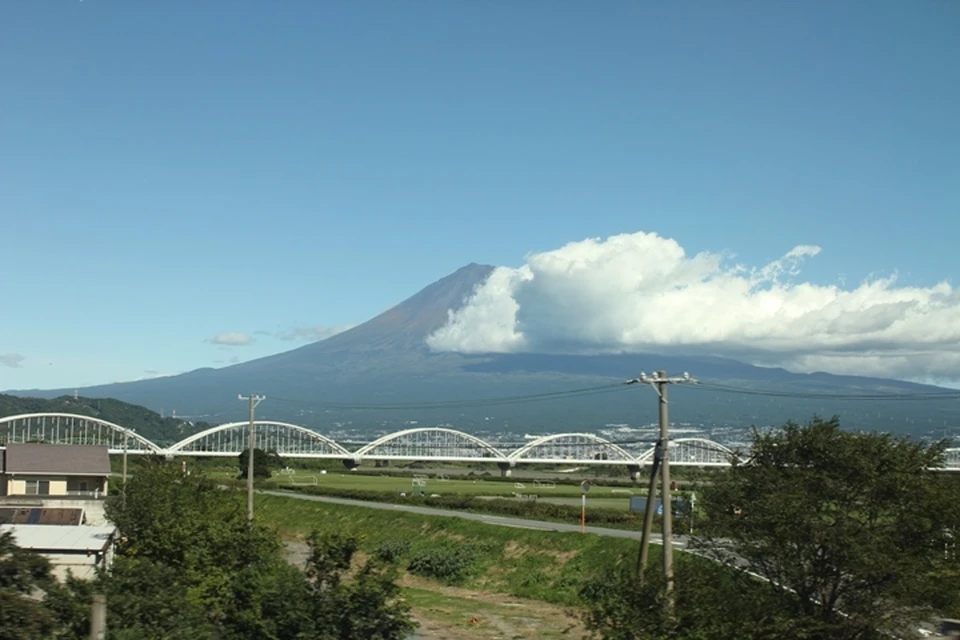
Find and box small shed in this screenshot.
[1,523,117,581]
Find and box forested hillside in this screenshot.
[0,394,208,446]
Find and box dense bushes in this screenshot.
[407,545,479,583]
[374,539,411,564]
[38,463,416,640]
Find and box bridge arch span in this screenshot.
[0,413,163,453]
[354,427,506,461]
[636,437,736,466]
[168,421,351,458]
[509,433,636,463]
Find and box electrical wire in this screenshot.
[694,381,960,401]
[270,382,630,411]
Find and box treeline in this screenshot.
[0,394,209,445]
[579,416,960,639]
[0,463,415,640]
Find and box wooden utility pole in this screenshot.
[238,394,265,522]
[626,370,696,614]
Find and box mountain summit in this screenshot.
[303,262,494,354]
[234,262,494,377]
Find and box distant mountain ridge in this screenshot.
[8,263,960,437]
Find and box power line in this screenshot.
[267,380,960,412]
[270,382,630,411]
[694,382,960,401]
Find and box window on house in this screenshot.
[24,480,51,495]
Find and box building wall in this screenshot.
[4,475,107,498]
[44,553,103,582]
[6,476,67,496]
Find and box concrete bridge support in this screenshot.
[627,464,643,482]
[497,461,515,477]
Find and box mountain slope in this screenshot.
[8,263,959,435]
[238,261,495,374]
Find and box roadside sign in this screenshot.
[580,480,591,494]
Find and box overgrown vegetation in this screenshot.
[581,415,960,639]
[0,531,59,639]
[0,462,416,639]
[254,492,649,606]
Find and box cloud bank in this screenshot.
[426,232,960,381]
[208,332,254,347]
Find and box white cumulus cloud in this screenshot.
[208,332,254,347]
[426,232,960,381]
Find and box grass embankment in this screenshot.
[257,492,655,607]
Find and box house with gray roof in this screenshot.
[1,443,111,498]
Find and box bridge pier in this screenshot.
[341,458,360,471]
[497,461,515,477]
[627,464,643,482]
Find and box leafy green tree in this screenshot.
[95,459,414,639]
[306,532,416,640]
[701,415,960,638]
[580,555,829,640]
[0,532,57,640]
[238,447,283,479]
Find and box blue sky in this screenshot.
[1,1,958,390]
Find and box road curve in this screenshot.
[258,489,688,549]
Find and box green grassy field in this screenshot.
[257,492,653,607]
[258,469,645,501]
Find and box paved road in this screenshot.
[259,489,690,549]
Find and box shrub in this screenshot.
[407,546,478,583]
[374,539,411,564]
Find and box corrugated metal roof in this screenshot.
[0,524,116,552]
[3,443,111,476]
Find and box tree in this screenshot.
[580,555,822,640]
[701,415,960,638]
[0,532,57,640]
[306,532,416,640]
[238,447,283,479]
[96,459,414,639]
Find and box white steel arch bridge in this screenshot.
[1,413,958,471]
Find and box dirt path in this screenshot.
[402,575,588,639]
[283,540,589,639]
